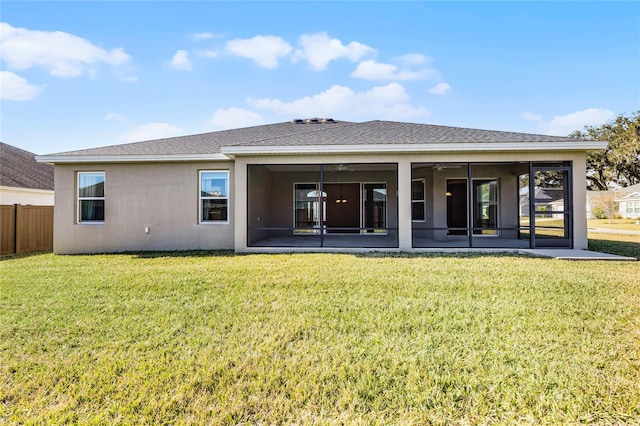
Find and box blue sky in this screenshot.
[1,1,639,154]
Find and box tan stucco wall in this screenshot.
[53,162,234,254]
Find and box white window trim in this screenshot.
[411,178,426,222]
[199,170,230,224]
[77,171,105,224]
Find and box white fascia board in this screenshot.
[221,141,609,155]
[0,185,54,195]
[35,153,231,164]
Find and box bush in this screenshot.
[592,206,608,219]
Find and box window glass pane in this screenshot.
[295,183,323,233]
[201,171,228,197]
[363,183,386,232]
[412,202,425,221]
[79,172,105,198]
[411,179,424,201]
[80,200,104,221]
[473,180,498,235]
[202,199,228,221]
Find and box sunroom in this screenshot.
[244,160,574,250]
[246,163,399,248]
[411,161,573,249]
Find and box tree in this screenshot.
[570,111,640,190]
[589,191,619,223]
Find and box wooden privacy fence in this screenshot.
[1,204,54,254]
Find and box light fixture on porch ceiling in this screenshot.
[335,184,348,203]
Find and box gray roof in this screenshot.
[1,142,54,190]
[43,120,587,157]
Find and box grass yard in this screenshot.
[2,251,640,424]
[588,232,640,259]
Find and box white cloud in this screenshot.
[206,107,265,129]
[351,59,431,81]
[170,49,192,71]
[521,112,543,121]
[125,122,183,142]
[194,49,218,58]
[248,82,428,121]
[398,53,428,66]
[0,22,135,81]
[0,71,43,101]
[294,32,375,70]
[190,32,215,41]
[226,35,292,69]
[104,112,124,120]
[428,82,451,95]
[548,108,615,136]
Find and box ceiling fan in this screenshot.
[431,164,462,172]
[328,164,355,172]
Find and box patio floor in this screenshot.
[246,235,636,261]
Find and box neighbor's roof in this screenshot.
[1,142,54,190]
[36,120,608,163]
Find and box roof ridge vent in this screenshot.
[292,117,337,124]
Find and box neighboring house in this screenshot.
[0,142,54,206]
[616,184,640,219]
[36,119,607,254]
[519,187,565,218]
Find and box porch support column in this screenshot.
[397,158,412,250]
[572,155,588,250]
[234,157,248,253]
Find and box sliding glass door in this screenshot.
[473,180,498,235]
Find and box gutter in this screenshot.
[35,153,231,164]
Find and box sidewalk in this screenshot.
[588,227,640,235]
[520,249,637,261]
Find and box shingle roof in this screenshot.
[0,142,54,190]
[43,120,587,157]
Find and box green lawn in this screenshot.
[588,232,640,259]
[2,252,639,424]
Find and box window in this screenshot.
[411,179,425,221]
[78,172,105,223]
[200,171,229,223]
[294,183,325,234]
[363,183,387,233]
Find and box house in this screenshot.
[36,119,607,254]
[1,142,54,206]
[616,184,640,219]
[519,187,565,218]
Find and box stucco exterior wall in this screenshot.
[53,161,234,254]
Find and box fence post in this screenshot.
[15,204,22,254]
